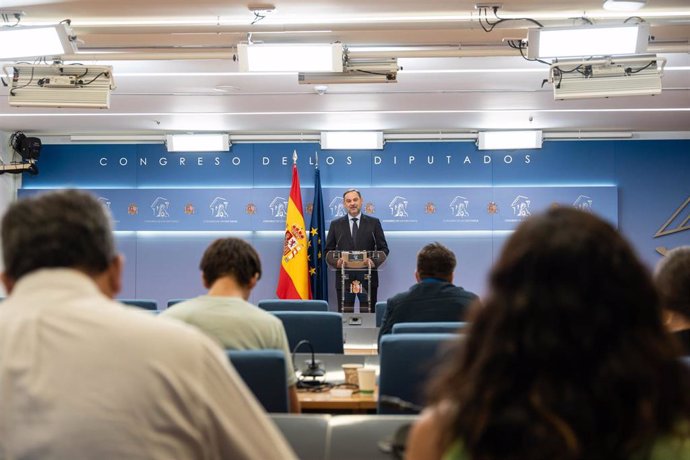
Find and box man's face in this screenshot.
[344,191,362,217]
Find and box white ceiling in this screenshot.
[0,1,689,137]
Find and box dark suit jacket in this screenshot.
[378,280,478,342]
[324,214,389,287]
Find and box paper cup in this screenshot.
[342,363,363,385]
[357,367,377,393]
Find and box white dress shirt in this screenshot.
[0,269,296,460]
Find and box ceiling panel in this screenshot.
[0,0,687,136]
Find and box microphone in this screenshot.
[291,339,326,388]
[371,231,378,261]
[334,234,342,260]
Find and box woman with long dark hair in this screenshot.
[406,208,690,460]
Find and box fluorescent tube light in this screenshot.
[477,131,543,150]
[0,24,77,59]
[321,131,384,150]
[299,72,396,84]
[527,24,649,59]
[165,134,230,152]
[603,0,646,11]
[238,43,344,72]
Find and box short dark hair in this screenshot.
[655,246,690,318]
[417,242,456,280]
[342,188,361,199]
[1,189,117,280]
[200,238,262,287]
[428,208,690,459]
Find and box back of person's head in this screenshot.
[417,242,456,281]
[429,207,690,460]
[2,189,116,280]
[655,246,690,319]
[200,237,262,287]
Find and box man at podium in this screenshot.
[325,188,389,313]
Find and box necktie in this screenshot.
[351,217,359,242]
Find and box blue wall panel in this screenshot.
[614,140,689,269]
[19,140,690,310]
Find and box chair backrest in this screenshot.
[392,321,466,334]
[270,414,331,460]
[166,298,188,308]
[227,349,289,413]
[328,414,418,460]
[119,299,158,311]
[375,301,388,327]
[258,299,329,312]
[378,333,458,414]
[272,311,344,354]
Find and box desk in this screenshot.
[298,389,377,412]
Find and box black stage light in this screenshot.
[11,132,42,161]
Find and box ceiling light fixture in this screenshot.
[550,55,664,100]
[527,23,649,59]
[165,134,230,152]
[238,43,344,72]
[477,131,543,150]
[6,64,114,109]
[321,131,384,150]
[299,58,399,84]
[0,23,77,59]
[603,0,646,11]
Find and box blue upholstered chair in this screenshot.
[271,311,344,354]
[378,333,458,414]
[166,298,187,308]
[227,349,290,413]
[392,321,466,334]
[119,299,158,311]
[258,299,329,312]
[375,301,388,327]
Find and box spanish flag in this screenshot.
[276,154,312,299]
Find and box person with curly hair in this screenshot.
[406,208,690,460]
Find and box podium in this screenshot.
[326,250,387,313]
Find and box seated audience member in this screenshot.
[0,190,296,460]
[378,242,479,342]
[406,208,690,460]
[161,237,300,413]
[655,246,690,355]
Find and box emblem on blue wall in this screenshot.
[210,197,229,218]
[511,195,531,217]
[389,196,409,217]
[151,197,170,218]
[573,195,593,212]
[450,196,470,217]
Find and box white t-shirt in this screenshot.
[162,295,297,386]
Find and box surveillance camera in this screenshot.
[314,85,328,95]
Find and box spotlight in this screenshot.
[11,132,41,161]
[1,132,41,175]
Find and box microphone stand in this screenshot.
[291,339,325,388]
